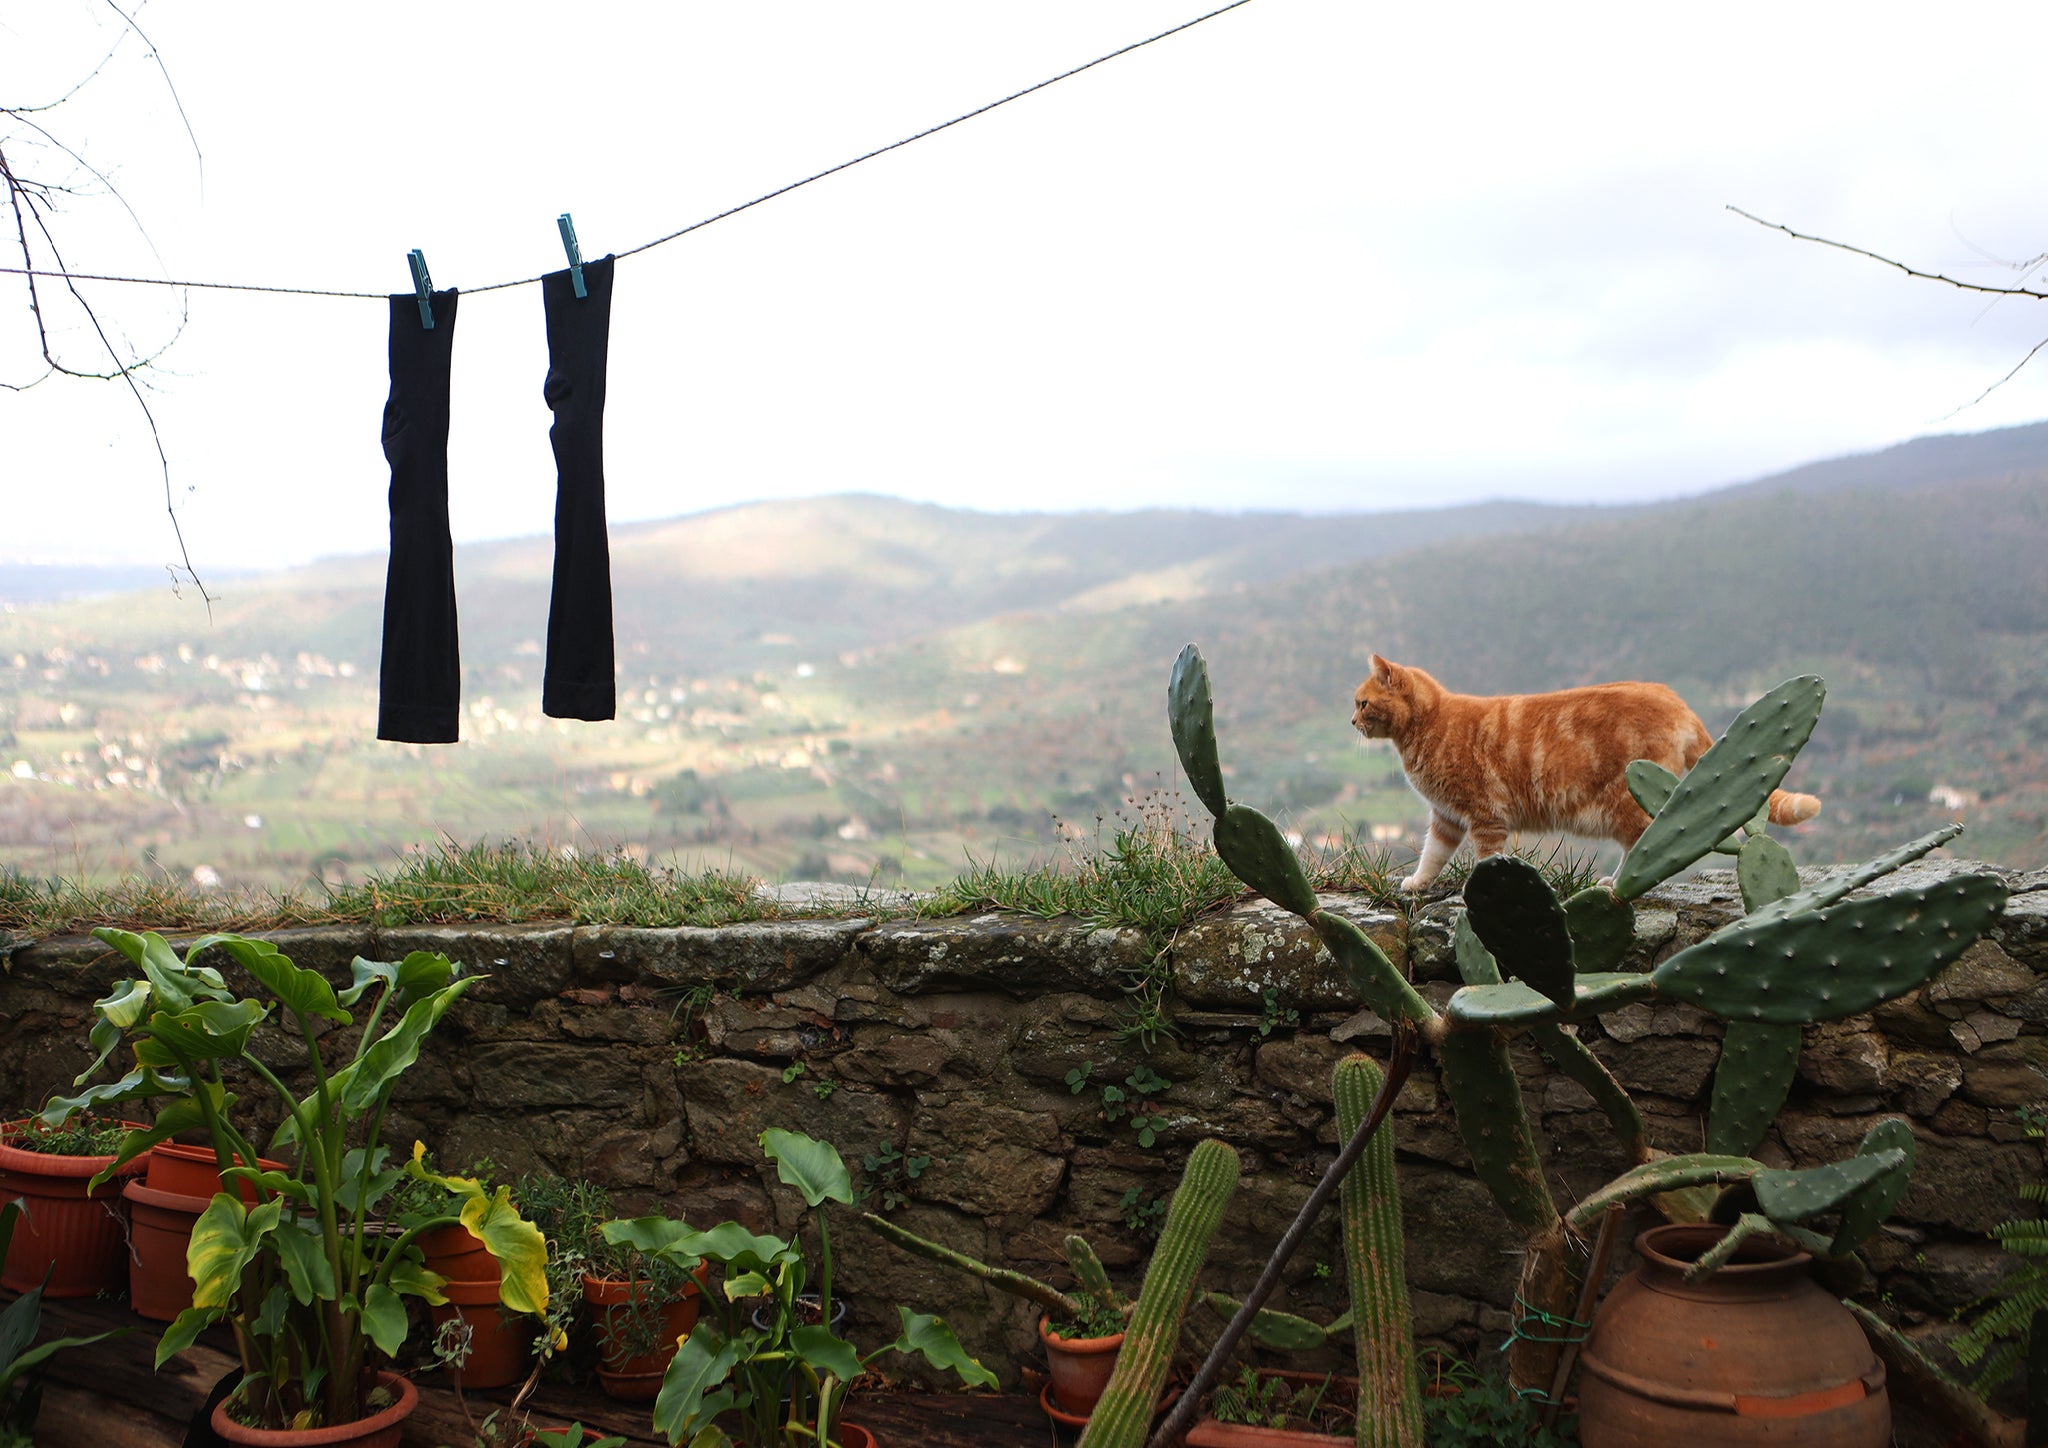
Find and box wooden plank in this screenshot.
[31,1380,189,1448]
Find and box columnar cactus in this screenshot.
[1335,1054,1423,1448]
[1079,1138,1241,1448]
[1166,643,2008,1392]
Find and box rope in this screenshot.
[0,1,1256,302]
[1499,1290,1591,1404]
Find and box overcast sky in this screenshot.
[6,1,2048,575]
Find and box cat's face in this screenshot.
[1351,655,1408,739]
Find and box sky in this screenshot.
[6,1,2048,577]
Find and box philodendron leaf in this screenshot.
[653,1322,744,1442]
[672,1222,794,1273]
[269,1217,337,1305]
[198,935,350,1025]
[141,999,269,1062]
[360,1282,409,1357]
[186,1195,284,1310]
[153,1305,220,1368]
[339,976,477,1113]
[338,950,457,1008]
[762,1128,854,1208]
[889,1307,999,1389]
[600,1216,705,1270]
[458,1186,549,1316]
[792,1324,864,1383]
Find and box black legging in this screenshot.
[376,288,461,744]
[540,255,617,721]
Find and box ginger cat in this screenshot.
[1351,655,1821,891]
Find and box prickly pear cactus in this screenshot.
[1078,1138,1240,1448]
[1463,855,1574,1007]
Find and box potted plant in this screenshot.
[40,928,549,1444]
[0,1113,147,1297]
[0,1198,132,1444]
[630,1127,998,1447]
[584,1213,707,1402]
[1186,1367,1353,1447]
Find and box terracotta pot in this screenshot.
[1185,1368,1356,1446]
[122,1179,211,1321]
[146,1140,287,1203]
[0,1119,149,1297]
[209,1369,418,1448]
[1040,1316,1125,1421]
[428,1276,533,1390]
[415,1222,491,1279]
[834,1424,876,1448]
[1577,1223,1890,1447]
[583,1270,705,1399]
[1040,1380,1183,1433]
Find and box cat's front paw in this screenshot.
[1399,872,1426,892]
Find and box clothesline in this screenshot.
[0,0,1255,302]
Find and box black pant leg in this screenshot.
[376,288,461,743]
[540,254,617,721]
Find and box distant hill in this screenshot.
[2,420,2044,890]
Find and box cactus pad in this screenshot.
[1754,1149,1906,1223]
[1704,1021,1802,1157]
[1650,872,2008,1023]
[1562,886,1635,972]
[1829,1118,1917,1256]
[1213,804,1320,918]
[1613,675,1826,900]
[1065,1234,1123,1313]
[1439,1031,1556,1234]
[1626,759,1679,818]
[1569,971,1661,1013]
[1311,911,1437,1026]
[1445,981,1557,1028]
[1201,1291,1330,1350]
[1737,835,1801,912]
[1463,856,1574,1006]
[1566,1153,1761,1231]
[1746,823,1966,929]
[1168,644,1229,819]
[1452,911,1501,985]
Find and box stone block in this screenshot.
[1925,940,2037,1016]
[1172,898,1404,1011]
[678,1057,905,1168]
[469,1039,645,1110]
[1798,1019,1891,1095]
[574,919,868,993]
[373,924,572,1010]
[908,1097,1066,1217]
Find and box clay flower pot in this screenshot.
[1576,1223,1891,1448]
[146,1140,286,1203]
[429,1277,534,1390]
[835,1425,876,1448]
[122,1179,211,1321]
[1039,1316,1126,1421]
[583,1270,705,1401]
[415,1222,491,1279]
[0,1118,149,1297]
[210,1369,418,1447]
[1185,1369,1358,1447]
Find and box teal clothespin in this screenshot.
[557,213,586,299]
[407,249,435,329]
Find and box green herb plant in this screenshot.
[859,1141,929,1214]
[1210,1366,1336,1432]
[43,929,548,1433]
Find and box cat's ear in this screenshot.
[1369,653,1395,684]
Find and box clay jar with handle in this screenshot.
[1576,1223,1890,1448]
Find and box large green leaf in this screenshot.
[599,1216,705,1270]
[791,1324,864,1382]
[888,1308,998,1389]
[339,978,476,1113]
[337,950,456,1008]
[653,1322,745,1442]
[268,1217,337,1305]
[201,936,349,1024]
[386,1255,448,1306]
[672,1222,793,1273]
[761,1130,853,1208]
[186,1195,283,1310]
[93,928,229,1011]
[459,1187,548,1315]
[151,1305,219,1368]
[88,1086,236,1191]
[360,1282,409,1357]
[141,1000,269,1062]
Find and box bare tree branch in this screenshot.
[1728,205,2048,300]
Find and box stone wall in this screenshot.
[2,861,2044,1400]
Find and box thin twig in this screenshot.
[1728,206,2048,300]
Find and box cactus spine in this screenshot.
[1079,1138,1240,1448]
[1335,1055,1423,1448]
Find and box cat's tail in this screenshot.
[1767,789,1822,826]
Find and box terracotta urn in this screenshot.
[1576,1223,1889,1447]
